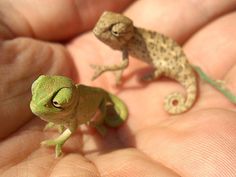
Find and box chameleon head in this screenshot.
[30,75,78,124]
[93,11,134,50]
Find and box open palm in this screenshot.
[1,1,236,176]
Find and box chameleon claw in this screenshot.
[41,139,63,157]
[94,124,107,136]
[139,73,154,82]
[43,123,65,133]
[41,139,58,146]
[44,122,55,131]
[90,64,105,80]
[55,144,63,157]
[113,70,123,85]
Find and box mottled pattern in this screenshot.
[93,11,197,114]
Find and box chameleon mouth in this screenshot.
[30,102,47,117]
[30,102,38,115]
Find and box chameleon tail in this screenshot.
[164,70,197,114]
[105,93,128,127]
[192,65,236,104]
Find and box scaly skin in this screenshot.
[30,75,128,157]
[92,11,197,114]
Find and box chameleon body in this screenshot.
[30,75,128,157]
[92,11,197,114]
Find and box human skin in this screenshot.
[1,0,236,176]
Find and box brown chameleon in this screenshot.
[91,11,197,115]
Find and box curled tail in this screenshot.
[164,70,197,114]
[105,93,128,127]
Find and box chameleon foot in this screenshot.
[113,70,123,85]
[41,139,63,157]
[44,122,55,130]
[140,73,155,82]
[90,64,106,80]
[104,104,126,127]
[44,122,65,133]
[95,124,107,136]
[90,59,128,82]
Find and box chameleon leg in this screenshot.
[41,128,73,157]
[44,122,55,130]
[44,122,65,133]
[89,100,108,136]
[114,70,124,85]
[93,124,107,136]
[114,49,129,84]
[192,65,236,104]
[41,119,78,157]
[91,49,129,83]
[140,68,163,82]
[105,93,128,127]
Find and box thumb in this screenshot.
[0,37,75,139]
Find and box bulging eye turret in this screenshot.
[52,87,73,109]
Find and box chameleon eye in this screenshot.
[111,29,119,36]
[52,100,62,109]
[52,87,73,109]
[111,24,120,37]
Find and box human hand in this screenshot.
[1,0,236,176]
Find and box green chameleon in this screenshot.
[30,75,128,157]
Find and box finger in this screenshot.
[0,37,75,139]
[90,148,180,176]
[0,124,99,177]
[185,12,236,78]
[48,155,99,177]
[126,0,236,44]
[2,156,99,177]
[0,0,134,40]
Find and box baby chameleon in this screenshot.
[30,75,128,157]
[91,11,197,114]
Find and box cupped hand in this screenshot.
[1,0,236,176]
